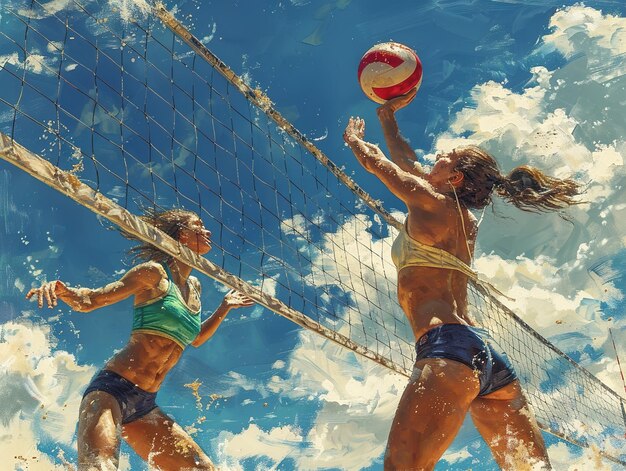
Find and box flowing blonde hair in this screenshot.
[452,145,581,212]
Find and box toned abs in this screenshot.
[105,333,184,392]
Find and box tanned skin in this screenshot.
[344,103,551,471]
[27,216,254,471]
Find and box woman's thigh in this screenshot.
[384,357,480,470]
[123,407,215,471]
[469,380,550,470]
[77,390,123,470]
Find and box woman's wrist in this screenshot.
[54,280,68,295]
[377,106,396,119]
[344,134,360,145]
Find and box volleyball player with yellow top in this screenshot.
[344,88,581,470]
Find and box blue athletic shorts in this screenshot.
[83,370,158,424]
[414,323,518,396]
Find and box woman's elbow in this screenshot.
[71,296,103,312]
[73,304,95,313]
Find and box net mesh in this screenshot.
[0,0,624,464]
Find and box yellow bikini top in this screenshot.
[390,222,477,279]
[390,221,512,300]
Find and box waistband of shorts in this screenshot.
[416,323,489,345]
[96,369,157,397]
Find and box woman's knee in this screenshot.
[384,441,437,471]
[151,451,216,471]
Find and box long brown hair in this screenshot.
[123,208,199,263]
[451,145,581,212]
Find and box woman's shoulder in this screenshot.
[134,260,167,272]
[189,275,202,293]
[127,261,169,296]
[127,261,168,281]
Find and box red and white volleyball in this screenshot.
[358,42,422,104]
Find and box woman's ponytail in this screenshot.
[451,146,582,213]
[495,165,581,212]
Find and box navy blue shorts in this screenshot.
[83,370,158,424]
[415,324,518,396]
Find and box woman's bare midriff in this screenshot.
[104,332,184,393]
[397,266,476,341]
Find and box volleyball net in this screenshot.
[0,0,624,464]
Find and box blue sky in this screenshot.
[1,0,626,469]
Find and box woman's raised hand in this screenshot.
[343,116,366,144]
[26,280,67,309]
[377,87,418,118]
[222,289,255,309]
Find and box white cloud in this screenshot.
[289,345,403,469]
[217,423,304,469]
[0,321,96,469]
[272,360,285,369]
[0,52,57,76]
[589,354,626,401]
[108,0,151,23]
[279,212,414,370]
[441,446,472,465]
[18,0,75,19]
[473,253,602,335]
[280,213,308,238]
[587,143,624,184]
[430,6,626,404]
[542,6,626,81]
[437,71,624,197]
[446,73,548,148]
[218,371,271,399]
[17,0,151,23]
[548,441,622,471]
[220,331,405,470]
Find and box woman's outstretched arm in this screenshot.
[344,116,441,211]
[26,262,164,312]
[376,88,428,177]
[191,288,255,347]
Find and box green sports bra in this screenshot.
[131,264,201,349]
